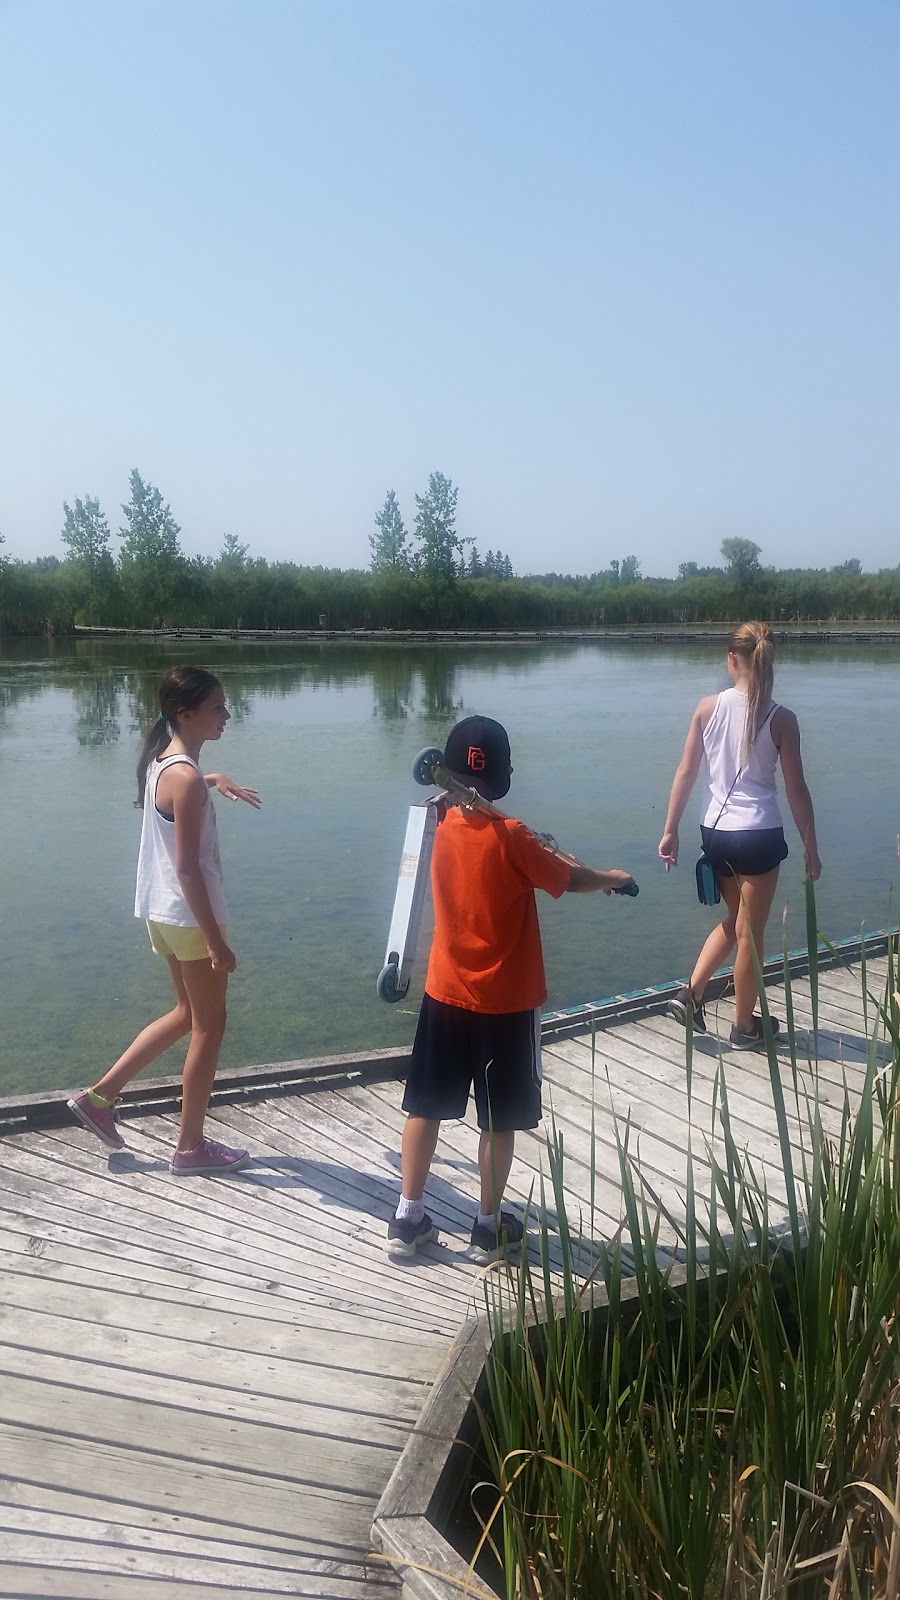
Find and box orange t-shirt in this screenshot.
[424,807,572,1014]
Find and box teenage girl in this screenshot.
[68,665,261,1173]
[658,622,821,1049]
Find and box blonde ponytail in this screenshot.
[729,621,775,759]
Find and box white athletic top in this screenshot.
[134,755,228,926]
[700,687,782,831]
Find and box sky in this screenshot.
[0,0,897,578]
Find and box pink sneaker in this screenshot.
[170,1137,249,1176]
[67,1090,125,1150]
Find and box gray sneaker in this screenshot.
[470,1211,525,1264]
[667,985,707,1034]
[387,1212,435,1259]
[729,1016,780,1050]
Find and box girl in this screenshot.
[68,665,261,1173]
[658,622,821,1049]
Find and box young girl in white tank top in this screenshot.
[67,666,261,1174]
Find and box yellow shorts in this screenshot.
[146,921,229,962]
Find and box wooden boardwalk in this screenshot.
[0,952,893,1598]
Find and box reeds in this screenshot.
[474,897,900,1598]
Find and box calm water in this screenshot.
[1,637,897,1096]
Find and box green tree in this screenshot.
[218,531,249,570]
[61,495,114,619]
[370,489,409,574]
[413,472,464,582]
[118,470,183,625]
[620,554,641,584]
[721,537,762,586]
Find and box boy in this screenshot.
[387,714,635,1262]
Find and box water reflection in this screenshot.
[1,637,575,738]
[73,672,121,746]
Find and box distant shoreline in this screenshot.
[58,622,900,647]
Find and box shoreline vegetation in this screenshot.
[63,621,900,645]
[2,470,899,640]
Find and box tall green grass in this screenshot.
[474,906,900,1598]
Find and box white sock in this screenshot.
[477,1209,500,1229]
[395,1195,425,1224]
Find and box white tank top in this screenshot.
[134,755,228,926]
[700,687,782,831]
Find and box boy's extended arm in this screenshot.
[566,866,635,896]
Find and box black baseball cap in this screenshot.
[443,715,512,800]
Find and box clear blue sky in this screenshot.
[1,0,897,576]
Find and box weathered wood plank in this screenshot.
[0,1269,442,1385]
[0,1373,396,1494]
[0,1531,395,1597]
[0,1321,423,1445]
[0,1215,431,1340]
[5,1129,457,1328]
[0,1558,395,1598]
[0,1162,436,1330]
[0,1479,377,1566]
[0,1424,376,1547]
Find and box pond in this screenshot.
[1,636,897,1096]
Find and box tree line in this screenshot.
[1,468,898,636]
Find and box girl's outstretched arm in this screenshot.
[658,697,715,870]
[205,773,262,808]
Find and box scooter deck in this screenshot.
[376,801,441,1002]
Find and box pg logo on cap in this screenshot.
[467,746,487,771]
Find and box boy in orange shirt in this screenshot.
[387,715,636,1262]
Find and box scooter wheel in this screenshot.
[412,746,444,787]
[376,961,407,1003]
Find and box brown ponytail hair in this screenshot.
[729,621,775,759]
[135,665,222,807]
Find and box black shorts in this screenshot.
[700,825,788,879]
[404,994,543,1131]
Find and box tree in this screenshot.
[61,495,113,618]
[620,554,641,585]
[413,472,464,583]
[118,470,183,625]
[369,490,409,574]
[218,532,249,570]
[832,558,862,576]
[467,547,483,578]
[721,538,762,586]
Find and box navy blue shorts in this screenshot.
[404,994,543,1131]
[700,825,788,879]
